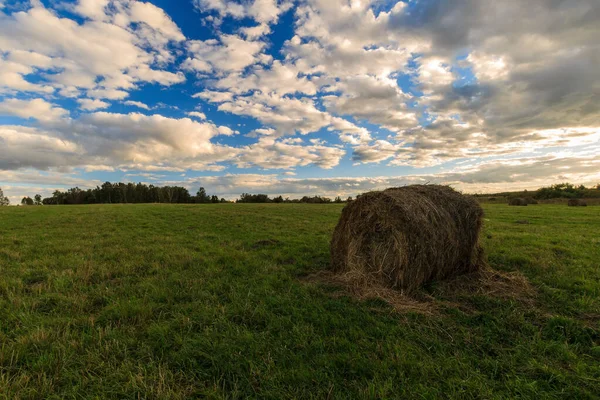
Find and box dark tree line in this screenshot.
[237,194,351,203]
[30,182,353,205]
[534,183,600,200]
[41,182,228,205]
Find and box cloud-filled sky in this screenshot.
[1,0,599,202]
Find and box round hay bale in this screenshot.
[568,199,587,207]
[330,185,485,293]
[524,197,538,205]
[508,198,528,206]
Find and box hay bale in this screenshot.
[568,199,587,207]
[330,185,485,293]
[524,197,538,205]
[508,198,528,206]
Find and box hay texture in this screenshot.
[508,198,528,206]
[330,185,485,293]
[568,199,588,207]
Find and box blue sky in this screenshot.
[0,0,599,202]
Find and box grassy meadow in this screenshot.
[0,203,599,399]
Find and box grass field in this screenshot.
[0,204,599,399]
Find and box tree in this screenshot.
[196,187,210,203]
[0,187,9,206]
[535,182,585,199]
[34,194,42,205]
[21,196,34,206]
[238,193,271,203]
[334,196,343,203]
[211,195,219,203]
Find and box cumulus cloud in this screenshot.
[272,0,600,167]
[0,109,347,173]
[193,0,293,25]
[193,90,234,103]
[77,98,110,111]
[185,35,268,74]
[61,112,237,168]
[187,111,207,120]
[171,151,600,199]
[235,136,345,170]
[0,0,185,100]
[2,0,600,194]
[124,100,151,110]
[0,98,68,121]
[0,125,82,170]
[216,92,366,138]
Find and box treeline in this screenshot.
[17,182,352,205]
[534,183,600,199]
[41,183,228,205]
[237,193,351,203]
[476,182,600,201]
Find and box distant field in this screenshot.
[1,204,599,399]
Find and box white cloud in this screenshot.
[235,136,345,170]
[186,35,267,73]
[193,90,234,103]
[2,0,600,194]
[214,61,318,96]
[72,0,110,20]
[240,23,271,40]
[187,111,207,120]
[0,98,68,121]
[193,0,293,25]
[181,57,212,74]
[77,98,110,111]
[168,151,600,198]
[65,112,236,168]
[123,100,151,110]
[0,1,185,101]
[0,58,55,94]
[0,125,81,170]
[128,1,185,42]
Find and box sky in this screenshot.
[0,0,599,203]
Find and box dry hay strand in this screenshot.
[301,268,535,315]
[568,199,587,207]
[431,267,536,305]
[301,270,437,315]
[509,198,528,206]
[330,185,485,294]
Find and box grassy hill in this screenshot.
[0,204,599,398]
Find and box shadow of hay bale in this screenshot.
[301,268,535,315]
[330,185,485,294]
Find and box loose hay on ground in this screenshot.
[301,268,535,315]
[330,185,485,293]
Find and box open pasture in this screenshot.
[0,204,599,399]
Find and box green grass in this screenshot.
[0,204,599,399]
